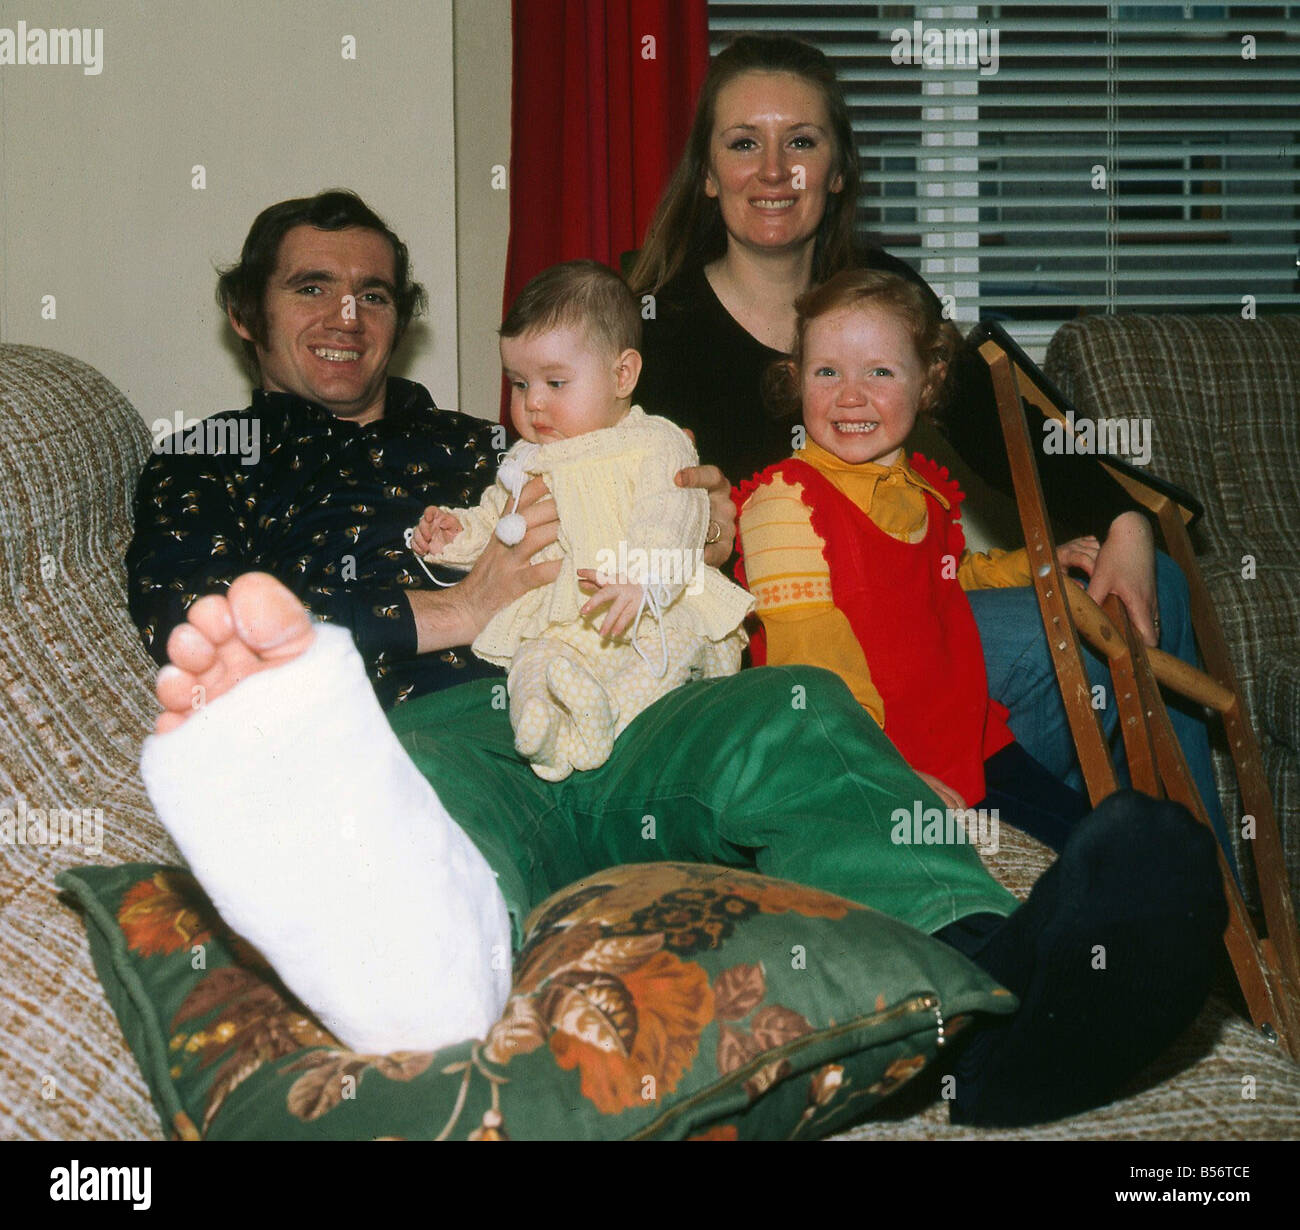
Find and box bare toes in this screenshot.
[152,574,317,737]
[165,620,220,677]
[186,594,236,646]
[155,709,189,736]
[192,647,259,703]
[227,573,315,660]
[156,663,199,714]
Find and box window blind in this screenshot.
[708,2,1299,343]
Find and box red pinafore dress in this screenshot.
[736,454,1013,805]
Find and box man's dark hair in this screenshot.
[216,189,427,373]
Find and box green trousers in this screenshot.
[387,665,1018,950]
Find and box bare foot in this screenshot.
[154,573,316,734]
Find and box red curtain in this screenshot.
[503,0,709,331]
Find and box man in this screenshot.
[128,189,732,708]
[129,190,1224,1128]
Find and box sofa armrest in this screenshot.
[1260,651,1300,752]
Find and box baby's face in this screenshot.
[800,304,927,467]
[501,326,627,444]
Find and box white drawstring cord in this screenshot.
[631,582,672,679]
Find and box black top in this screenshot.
[635,250,1141,541]
[126,377,504,709]
[634,261,798,485]
[935,340,1143,541]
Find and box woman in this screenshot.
[628,33,1231,860]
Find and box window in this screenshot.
[709,2,1299,349]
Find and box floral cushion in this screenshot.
[57,860,1016,1140]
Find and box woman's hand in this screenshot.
[675,450,736,569]
[917,771,967,813]
[1087,511,1160,645]
[1055,534,1100,576]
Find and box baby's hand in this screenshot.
[576,569,644,639]
[412,506,464,559]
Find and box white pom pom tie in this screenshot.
[495,443,541,546]
[495,512,527,546]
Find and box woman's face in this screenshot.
[705,70,844,259]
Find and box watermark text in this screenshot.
[891,801,999,855]
[1042,410,1152,466]
[152,412,261,467]
[1,800,103,854]
[0,23,103,75]
[891,21,999,76]
[591,543,707,596]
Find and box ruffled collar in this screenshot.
[795,438,949,510]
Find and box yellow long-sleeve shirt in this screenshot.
[737,439,1031,728]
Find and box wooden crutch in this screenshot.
[977,335,1300,1060]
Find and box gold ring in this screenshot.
[704,520,722,546]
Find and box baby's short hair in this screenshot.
[764,268,963,419]
[500,259,642,357]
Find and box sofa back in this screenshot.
[1045,314,1300,560]
[0,343,175,866]
[1046,315,1300,908]
[0,345,179,1140]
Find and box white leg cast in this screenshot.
[140,624,512,1054]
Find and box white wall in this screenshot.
[0,3,1013,552]
[1,0,472,427]
[452,0,512,421]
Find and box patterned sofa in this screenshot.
[1046,314,1300,912]
[2,341,1297,1141]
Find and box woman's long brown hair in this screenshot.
[627,34,861,297]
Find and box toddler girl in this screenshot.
[737,269,1095,849]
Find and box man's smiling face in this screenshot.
[231,225,399,425]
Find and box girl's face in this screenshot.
[705,70,843,258]
[800,303,929,467]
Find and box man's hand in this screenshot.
[675,459,736,569]
[406,476,560,653]
[411,506,464,559]
[1086,510,1160,645]
[576,570,644,639]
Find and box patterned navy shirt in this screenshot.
[126,377,504,709]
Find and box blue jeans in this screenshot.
[967,553,1237,878]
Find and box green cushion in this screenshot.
[57,860,1016,1140]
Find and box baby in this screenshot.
[412,260,753,781]
[737,268,1098,850]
